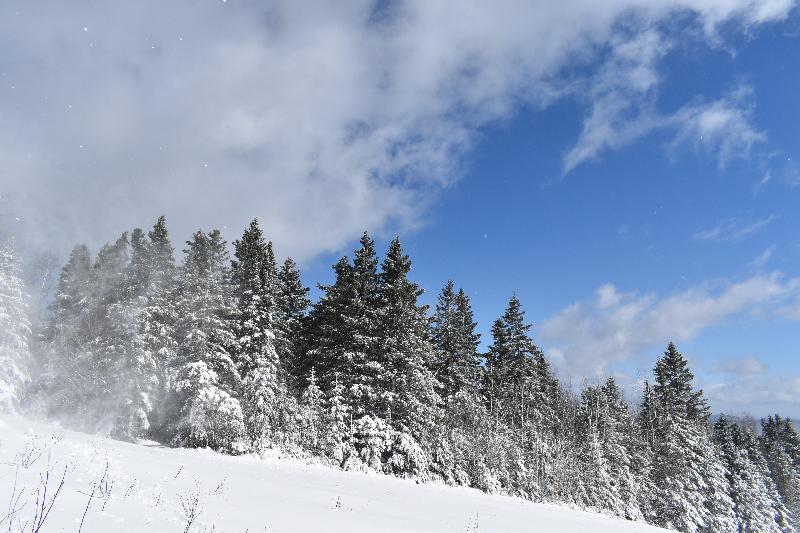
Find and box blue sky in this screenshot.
[2,1,799,416]
[301,4,800,417]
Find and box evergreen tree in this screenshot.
[298,367,324,452]
[431,281,481,399]
[761,415,800,524]
[40,244,92,417]
[304,232,382,413]
[0,240,31,411]
[714,416,792,532]
[576,378,642,519]
[484,295,559,433]
[171,229,244,452]
[648,342,735,533]
[303,256,356,390]
[231,220,291,450]
[111,228,157,438]
[347,232,383,417]
[139,216,179,439]
[376,237,441,438]
[276,257,310,391]
[323,374,354,468]
[231,220,277,376]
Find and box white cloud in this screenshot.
[0,0,794,260]
[692,215,776,242]
[538,273,798,378]
[711,355,769,375]
[703,374,800,417]
[749,245,776,269]
[670,85,766,169]
[565,80,767,172]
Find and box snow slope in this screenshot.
[0,414,668,532]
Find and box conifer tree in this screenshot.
[484,295,559,432]
[83,232,131,431]
[431,281,481,399]
[111,228,157,438]
[714,416,792,532]
[303,256,356,390]
[41,244,92,416]
[576,378,642,519]
[139,216,179,438]
[0,240,31,411]
[348,232,383,416]
[761,415,800,524]
[323,374,354,468]
[171,229,244,452]
[377,237,441,438]
[231,220,293,450]
[648,342,735,532]
[231,219,276,376]
[304,232,381,414]
[276,257,310,390]
[298,367,324,452]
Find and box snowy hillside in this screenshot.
[0,414,667,533]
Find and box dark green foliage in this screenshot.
[431,281,481,399]
[276,257,310,391]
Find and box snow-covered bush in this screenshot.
[384,431,430,479]
[174,361,246,453]
[352,415,391,471]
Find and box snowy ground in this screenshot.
[0,414,668,532]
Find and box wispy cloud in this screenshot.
[749,245,776,270]
[692,215,776,242]
[539,273,799,378]
[564,82,766,172]
[670,85,766,169]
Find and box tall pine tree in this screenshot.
[171,229,244,452]
[0,240,31,412]
[648,342,735,532]
[431,281,481,400]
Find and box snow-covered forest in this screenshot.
[1,217,799,532]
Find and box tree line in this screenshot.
[0,217,798,532]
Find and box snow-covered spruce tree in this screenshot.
[431,280,481,400]
[304,232,382,417]
[298,367,325,453]
[0,239,31,412]
[322,373,355,468]
[761,415,800,525]
[171,229,245,452]
[345,232,383,419]
[429,280,485,485]
[648,342,736,533]
[107,228,157,439]
[373,237,441,478]
[73,232,131,431]
[713,416,793,532]
[275,257,310,392]
[484,295,560,433]
[630,380,659,523]
[576,378,642,520]
[483,295,567,500]
[39,244,92,418]
[138,216,180,440]
[302,256,354,391]
[232,220,295,451]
